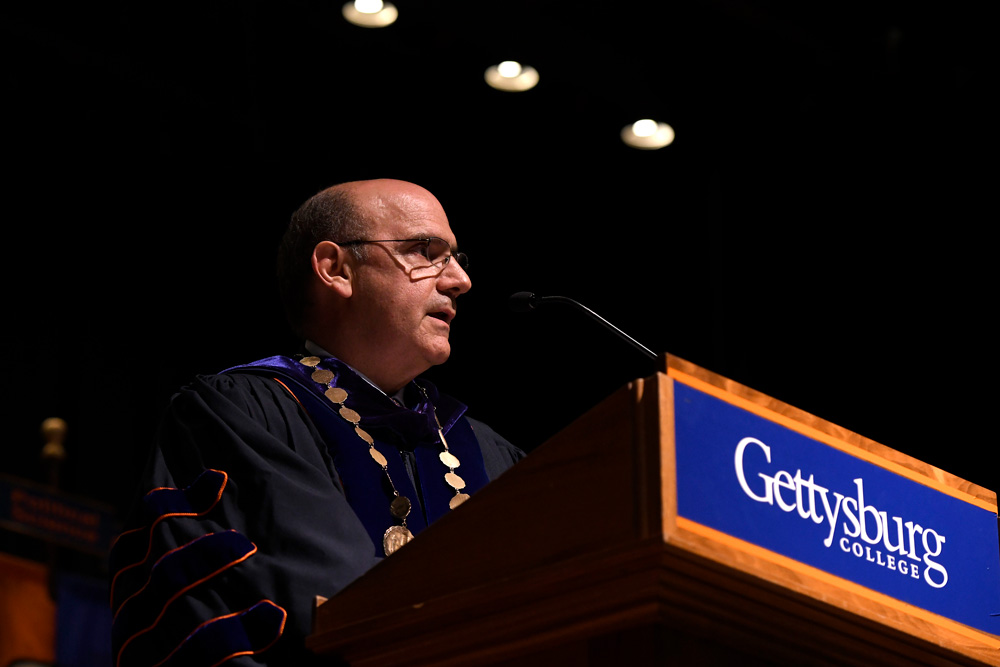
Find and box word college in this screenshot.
[733,436,949,589]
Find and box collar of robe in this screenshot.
[222,355,490,556]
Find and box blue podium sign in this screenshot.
[672,378,1000,636]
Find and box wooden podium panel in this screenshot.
[307,355,1000,666]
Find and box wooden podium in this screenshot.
[308,355,1000,666]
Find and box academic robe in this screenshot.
[109,356,523,666]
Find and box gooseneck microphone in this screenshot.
[509,292,658,361]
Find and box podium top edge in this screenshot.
[658,353,997,511]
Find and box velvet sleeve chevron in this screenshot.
[109,373,381,666]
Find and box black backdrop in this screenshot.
[4,2,993,536]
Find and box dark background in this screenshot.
[3,1,993,557]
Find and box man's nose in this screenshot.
[439,258,471,296]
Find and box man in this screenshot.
[109,179,523,666]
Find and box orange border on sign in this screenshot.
[676,516,1000,648]
[667,367,997,514]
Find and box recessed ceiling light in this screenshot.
[484,61,539,92]
[621,119,675,149]
[342,0,398,28]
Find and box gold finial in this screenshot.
[40,417,67,462]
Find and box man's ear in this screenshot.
[312,241,354,298]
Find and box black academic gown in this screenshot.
[109,361,523,667]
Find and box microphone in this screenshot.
[508,292,658,361]
[508,291,542,312]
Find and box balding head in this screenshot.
[336,179,444,225]
[277,182,364,338]
[277,179,454,337]
[276,179,471,390]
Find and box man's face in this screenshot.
[346,181,472,388]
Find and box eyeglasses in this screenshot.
[336,237,469,272]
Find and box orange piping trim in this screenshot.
[667,368,997,513]
[109,470,228,609]
[111,525,148,549]
[114,536,258,667]
[676,516,1000,648]
[114,530,237,623]
[110,483,212,549]
[207,604,288,667]
[271,377,302,407]
[149,600,287,667]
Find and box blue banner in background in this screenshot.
[673,381,1000,635]
[57,572,113,667]
[0,475,118,555]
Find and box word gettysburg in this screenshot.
[734,436,948,588]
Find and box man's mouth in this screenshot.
[428,309,454,324]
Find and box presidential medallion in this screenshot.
[383,525,414,555]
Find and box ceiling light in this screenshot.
[485,61,539,92]
[342,0,398,27]
[621,119,675,149]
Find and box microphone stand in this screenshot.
[509,292,658,362]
